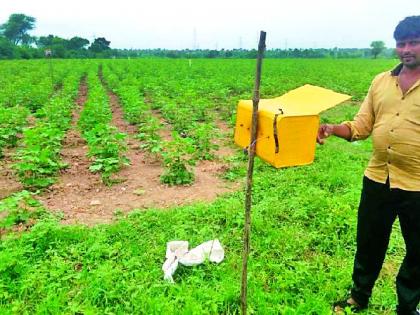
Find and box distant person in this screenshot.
[317,16,420,315]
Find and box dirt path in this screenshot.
[37,76,240,226]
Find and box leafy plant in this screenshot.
[14,124,67,189]
[191,122,218,160]
[160,132,196,185]
[78,69,129,184]
[0,106,30,157]
[115,85,148,125]
[137,115,163,155]
[11,71,82,189]
[84,124,129,184]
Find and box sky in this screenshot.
[0,0,418,50]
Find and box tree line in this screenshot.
[0,13,394,60]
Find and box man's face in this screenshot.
[396,37,420,69]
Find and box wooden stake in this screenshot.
[240,31,266,314]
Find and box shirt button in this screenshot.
[390,129,394,132]
[388,161,391,164]
[396,113,400,116]
[388,146,391,149]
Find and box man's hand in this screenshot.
[317,124,334,144]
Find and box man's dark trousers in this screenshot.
[350,176,420,314]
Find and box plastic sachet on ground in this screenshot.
[162,239,224,282]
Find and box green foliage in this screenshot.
[114,85,148,124]
[37,35,69,58]
[0,59,77,110]
[9,66,84,189]
[0,190,49,230]
[78,68,129,183]
[0,106,29,156]
[84,124,129,184]
[14,124,67,189]
[0,36,15,59]
[78,79,111,131]
[191,122,218,160]
[370,41,386,59]
[89,37,111,53]
[160,133,196,185]
[67,36,90,50]
[137,115,163,154]
[0,13,36,45]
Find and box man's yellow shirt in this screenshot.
[344,64,420,191]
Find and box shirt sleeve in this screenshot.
[342,79,376,142]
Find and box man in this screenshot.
[317,16,420,315]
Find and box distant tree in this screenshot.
[0,13,36,45]
[0,36,15,58]
[166,50,179,58]
[37,34,56,47]
[37,35,69,58]
[207,50,219,58]
[15,45,42,59]
[89,37,111,53]
[67,36,89,50]
[370,40,386,59]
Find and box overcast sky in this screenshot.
[1,0,418,50]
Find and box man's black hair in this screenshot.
[394,16,420,41]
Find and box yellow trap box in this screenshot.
[234,84,351,168]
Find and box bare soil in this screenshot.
[36,80,240,225]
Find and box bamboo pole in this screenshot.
[240,30,266,314]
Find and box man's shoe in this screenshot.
[332,297,367,313]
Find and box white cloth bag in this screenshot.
[162,239,225,282]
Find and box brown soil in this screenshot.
[37,79,240,226]
[0,149,22,200]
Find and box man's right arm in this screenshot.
[317,123,351,144]
[317,76,378,145]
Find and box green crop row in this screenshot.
[102,65,149,125]
[13,69,85,189]
[0,60,90,159]
[0,106,30,157]
[78,67,129,184]
[101,63,164,156]
[101,60,224,185]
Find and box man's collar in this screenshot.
[390,63,403,76]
